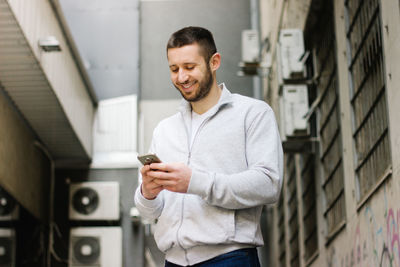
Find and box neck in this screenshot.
[191,82,222,114]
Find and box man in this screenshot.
[135,26,283,267]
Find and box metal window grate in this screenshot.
[300,153,318,262]
[311,1,346,239]
[286,155,300,267]
[345,0,391,201]
[277,189,286,267]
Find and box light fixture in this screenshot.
[38,36,61,52]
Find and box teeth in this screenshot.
[182,82,194,89]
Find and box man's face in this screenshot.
[167,44,213,102]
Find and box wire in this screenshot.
[48,222,69,264]
[33,141,70,265]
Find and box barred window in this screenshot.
[300,153,318,263]
[286,155,300,267]
[307,0,346,240]
[345,0,391,203]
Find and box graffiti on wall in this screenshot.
[327,185,400,267]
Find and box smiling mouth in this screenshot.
[180,81,196,91]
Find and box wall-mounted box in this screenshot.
[69,181,120,221]
[277,29,306,83]
[69,227,122,267]
[241,29,260,63]
[279,85,309,139]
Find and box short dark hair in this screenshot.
[167,26,217,63]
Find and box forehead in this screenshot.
[167,44,205,65]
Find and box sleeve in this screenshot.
[187,107,284,209]
[134,186,164,220]
[133,128,164,220]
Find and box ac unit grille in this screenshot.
[72,236,100,266]
[72,188,99,215]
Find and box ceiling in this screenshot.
[0,0,93,164]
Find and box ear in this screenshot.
[209,53,221,72]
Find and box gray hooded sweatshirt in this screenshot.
[135,84,283,266]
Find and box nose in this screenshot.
[177,69,188,83]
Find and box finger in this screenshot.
[140,165,151,176]
[148,170,174,179]
[150,163,173,172]
[153,178,175,186]
[141,173,155,183]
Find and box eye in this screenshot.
[170,67,178,73]
[186,65,194,70]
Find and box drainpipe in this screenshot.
[250,0,262,100]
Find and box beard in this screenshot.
[174,64,213,102]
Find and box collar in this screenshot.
[178,83,233,115]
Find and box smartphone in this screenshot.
[137,154,162,165]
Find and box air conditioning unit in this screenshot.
[241,29,260,63]
[277,29,305,82]
[69,227,122,267]
[0,228,16,267]
[69,181,120,221]
[280,85,309,138]
[0,189,19,221]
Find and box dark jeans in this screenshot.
[165,248,261,267]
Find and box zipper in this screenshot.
[175,110,216,265]
[174,113,192,265]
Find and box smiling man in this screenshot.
[135,26,283,267]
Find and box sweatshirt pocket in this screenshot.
[153,192,182,252]
[178,196,235,249]
[154,208,180,252]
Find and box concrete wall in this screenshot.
[0,89,50,221]
[261,0,400,266]
[321,1,400,266]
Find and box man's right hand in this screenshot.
[140,164,163,200]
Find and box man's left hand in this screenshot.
[147,162,192,193]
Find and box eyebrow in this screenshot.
[169,62,197,68]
